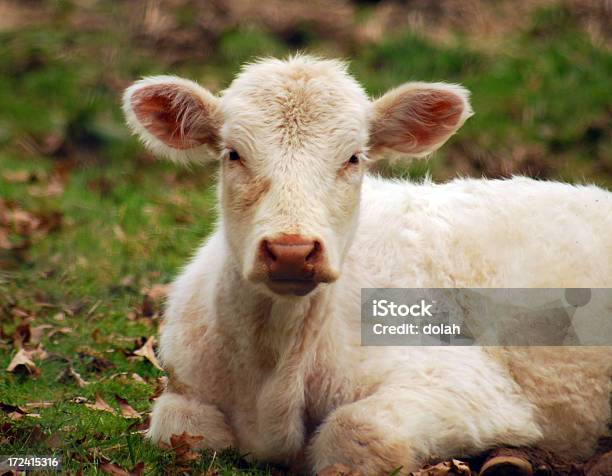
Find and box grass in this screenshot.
[0,1,611,474]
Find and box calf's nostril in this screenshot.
[306,241,322,263]
[262,240,277,263]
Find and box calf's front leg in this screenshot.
[307,388,541,475]
[148,392,236,451]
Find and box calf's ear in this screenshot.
[368,82,473,159]
[122,76,223,163]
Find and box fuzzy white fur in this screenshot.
[122,56,612,475]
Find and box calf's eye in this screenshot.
[228,150,241,161]
[348,155,359,165]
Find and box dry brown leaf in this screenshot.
[46,326,72,340]
[0,402,28,416]
[133,336,163,371]
[3,170,32,183]
[6,348,40,377]
[0,401,41,420]
[11,321,32,349]
[115,395,140,419]
[85,393,116,414]
[159,432,204,464]
[99,461,144,476]
[10,307,31,319]
[30,324,54,344]
[8,208,40,231]
[6,411,24,420]
[57,364,89,387]
[22,401,54,409]
[170,432,204,450]
[410,459,471,476]
[29,344,49,360]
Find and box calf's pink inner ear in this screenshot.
[371,88,466,156]
[131,84,217,150]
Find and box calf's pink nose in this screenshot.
[262,235,322,280]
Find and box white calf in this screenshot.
[123,55,612,474]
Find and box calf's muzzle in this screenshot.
[259,234,326,296]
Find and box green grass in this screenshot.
[1,1,611,474]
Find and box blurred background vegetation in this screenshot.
[0,1,611,474]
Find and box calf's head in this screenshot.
[123,56,472,296]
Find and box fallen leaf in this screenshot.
[28,344,49,360]
[6,348,40,377]
[132,336,163,371]
[160,432,204,464]
[22,401,54,409]
[0,402,27,416]
[57,364,89,387]
[30,324,54,344]
[170,432,204,449]
[3,170,32,183]
[115,395,140,419]
[11,307,31,319]
[0,401,42,421]
[85,393,116,414]
[409,459,471,476]
[11,321,32,349]
[46,326,72,340]
[6,411,25,420]
[99,461,144,476]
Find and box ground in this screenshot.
[0,1,611,474]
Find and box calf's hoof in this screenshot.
[480,455,533,476]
